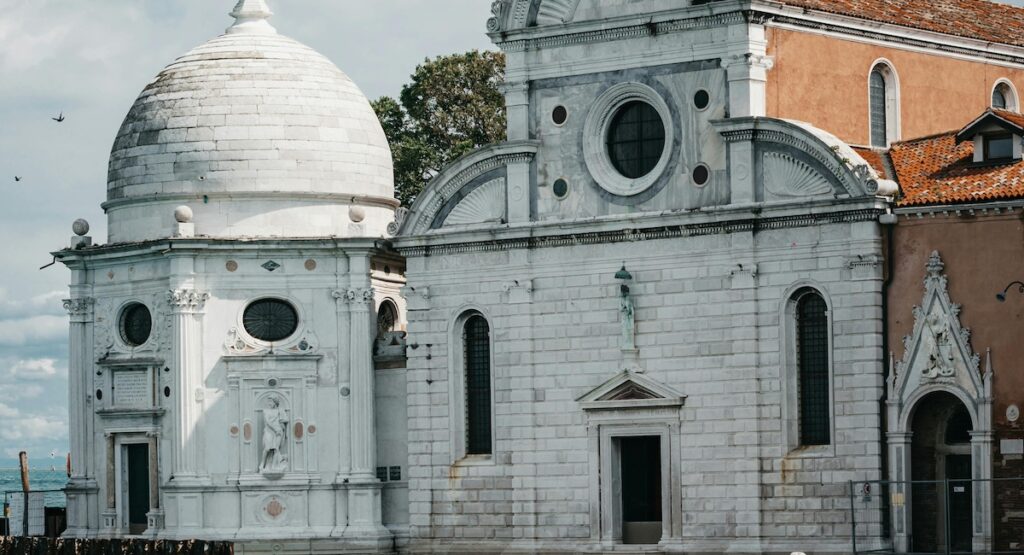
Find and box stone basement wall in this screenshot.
[402,219,886,553]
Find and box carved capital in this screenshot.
[63,297,95,317]
[334,288,374,305]
[167,289,210,312]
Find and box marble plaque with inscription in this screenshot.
[113,370,151,408]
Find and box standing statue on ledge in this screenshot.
[260,397,288,473]
[620,282,636,352]
[923,312,955,379]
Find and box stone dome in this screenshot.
[104,0,396,242]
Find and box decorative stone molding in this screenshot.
[440,178,507,228]
[583,82,675,198]
[486,0,510,32]
[397,208,884,258]
[721,53,775,74]
[63,297,95,317]
[224,327,318,357]
[762,151,833,198]
[168,289,210,312]
[398,142,538,236]
[886,250,994,552]
[333,288,374,305]
[536,0,581,26]
[386,207,409,237]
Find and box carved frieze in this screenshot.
[63,297,95,317]
[762,151,834,199]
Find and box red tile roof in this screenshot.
[852,147,889,178]
[888,131,1024,206]
[772,0,1024,49]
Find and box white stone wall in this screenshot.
[401,217,886,552]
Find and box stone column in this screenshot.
[101,433,117,530]
[146,432,163,535]
[887,431,913,553]
[343,255,388,540]
[971,430,994,553]
[64,297,94,480]
[344,284,376,482]
[168,289,209,480]
[63,297,94,535]
[331,288,353,478]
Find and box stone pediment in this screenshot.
[890,251,991,409]
[576,370,685,411]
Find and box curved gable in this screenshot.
[397,141,538,236]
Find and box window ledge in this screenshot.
[786,444,836,458]
[454,454,494,467]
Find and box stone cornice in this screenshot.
[491,1,1024,67]
[395,206,885,258]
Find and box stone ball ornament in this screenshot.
[349,206,366,223]
[174,205,194,223]
[72,219,90,236]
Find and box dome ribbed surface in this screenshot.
[107,31,394,204]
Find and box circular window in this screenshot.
[694,90,710,111]
[692,164,710,187]
[582,83,674,198]
[120,303,152,346]
[552,105,568,126]
[552,178,569,199]
[243,299,299,342]
[607,101,666,179]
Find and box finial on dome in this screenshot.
[227,0,276,35]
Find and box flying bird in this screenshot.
[52,112,65,123]
[14,176,22,182]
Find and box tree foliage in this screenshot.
[372,50,506,206]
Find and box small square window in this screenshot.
[985,134,1015,161]
[389,466,402,481]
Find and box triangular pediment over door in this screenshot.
[576,370,686,411]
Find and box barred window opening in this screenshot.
[870,69,888,147]
[464,314,492,455]
[796,291,830,446]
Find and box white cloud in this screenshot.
[9,358,62,380]
[0,315,66,346]
[0,415,67,442]
[0,401,19,418]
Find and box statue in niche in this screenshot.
[620,283,636,351]
[923,312,955,379]
[260,397,289,474]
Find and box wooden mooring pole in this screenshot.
[17,452,28,537]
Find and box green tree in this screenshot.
[372,50,506,206]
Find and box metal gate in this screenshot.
[849,478,1024,555]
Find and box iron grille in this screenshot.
[607,101,666,179]
[797,291,830,446]
[870,70,888,147]
[243,299,298,342]
[464,315,492,455]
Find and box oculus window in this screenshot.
[243,299,299,342]
[606,101,666,179]
[119,303,152,347]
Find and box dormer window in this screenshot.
[984,134,1014,160]
[955,109,1024,164]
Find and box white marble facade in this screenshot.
[60,0,902,553]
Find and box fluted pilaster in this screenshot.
[168,289,209,479]
[343,287,376,481]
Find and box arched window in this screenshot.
[992,81,1018,112]
[463,314,492,455]
[869,62,899,147]
[796,290,830,446]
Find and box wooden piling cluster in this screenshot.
[0,538,233,554]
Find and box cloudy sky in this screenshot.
[3,0,1024,468]
[0,0,492,467]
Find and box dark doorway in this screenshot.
[619,436,662,545]
[946,454,973,553]
[126,443,150,535]
[910,392,974,554]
